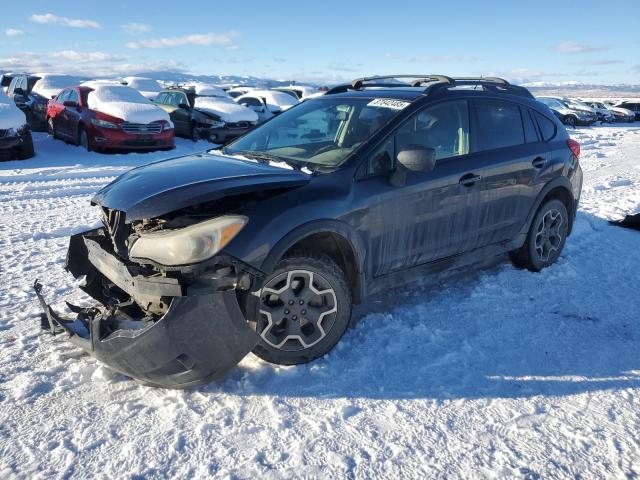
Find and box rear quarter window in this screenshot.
[532,111,556,141]
[522,108,539,143]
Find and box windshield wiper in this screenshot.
[229,150,306,171]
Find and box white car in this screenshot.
[122,77,163,101]
[235,90,299,122]
[227,86,257,99]
[581,100,616,123]
[604,101,636,123]
[32,74,81,99]
[273,85,321,100]
[0,93,34,160]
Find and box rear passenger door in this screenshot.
[470,99,546,245]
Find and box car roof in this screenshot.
[326,87,425,101]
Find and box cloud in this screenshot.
[121,23,152,35]
[51,50,126,63]
[29,13,100,29]
[5,29,24,37]
[0,52,185,77]
[571,59,623,65]
[551,41,609,54]
[631,65,640,73]
[126,31,239,49]
[482,68,565,84]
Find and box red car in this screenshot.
[47,85,174,152]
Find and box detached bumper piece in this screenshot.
[35,228,258,389]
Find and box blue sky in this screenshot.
[1,0,639,84]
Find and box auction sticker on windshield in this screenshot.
[367,98,411,110]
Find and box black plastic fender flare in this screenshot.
[259,219,367,303]
[513,176,576,248]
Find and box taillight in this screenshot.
[567,139,580,159]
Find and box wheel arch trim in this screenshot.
[259,219,367,303]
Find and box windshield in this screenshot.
[89,85,150,104]
[225,97,407,167]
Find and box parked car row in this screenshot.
[2,69,635,161]
[536,95,637,126]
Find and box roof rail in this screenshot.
[325,75,534,99]
[325,75,454,95]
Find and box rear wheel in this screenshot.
[564,115,577,127]
[510,199,569,272]
[250,251,352,365]
[189,123,199,142]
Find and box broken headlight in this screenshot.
[129,216,247,266]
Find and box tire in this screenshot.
[17,132,35,160]
[509,199,569,272]
[249,251,352,365]
[564,115,577,127]
[190,123,199,142]
[78,127,90,151]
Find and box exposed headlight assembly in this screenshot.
[129,216,247,266]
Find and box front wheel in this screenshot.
[250,251,352,365]
[564,115,577,127]
[17,132,35,160]
[78,127,90,151]
[510,199,569,272]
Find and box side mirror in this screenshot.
[389,144,436,187]
[63,100,78,108]
[178,103,190,109]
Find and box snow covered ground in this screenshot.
[1,126,639,479]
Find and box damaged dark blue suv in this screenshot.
[35,75,583,388]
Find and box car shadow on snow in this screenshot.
[208,212,640,400]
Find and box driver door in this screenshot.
[353,100,485,277]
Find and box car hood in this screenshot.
[611,106,633,115]
[194,97,259,123]
[92,152,311,221]
[0,98,27,129]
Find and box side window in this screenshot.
[362,138,394,176]
[522,108,539,143]
[239,97,262,107]
[58,90,70,102]
[155,92,167,104]
[177,94,189,107]
[475,100,524,151]
[396,100,470,161]
[360,100,470,177]
[532,111,556,141]
[67,89,79,104]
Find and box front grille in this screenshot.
[101,208,130,258]
[122,140,158,147]
[120,122,162,134]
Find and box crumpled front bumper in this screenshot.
[34,228,259,389]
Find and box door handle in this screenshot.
[532,157,546,169]
[459,173,482,187]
